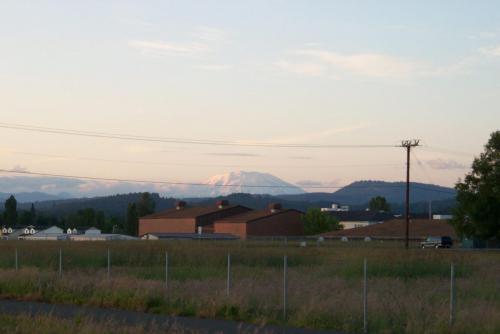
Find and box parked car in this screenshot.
[421,236,453,249]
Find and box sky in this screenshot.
[0,0,499,194]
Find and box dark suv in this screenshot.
[421,236,453,249]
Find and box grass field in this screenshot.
[0,240,499,333]
[0,314,199,334]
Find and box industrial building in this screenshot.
[213,203,304,239]
[138,200,252,236]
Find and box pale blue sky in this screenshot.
[0,1,499,191]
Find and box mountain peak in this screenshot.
[203,171,304,196]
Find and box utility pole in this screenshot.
[401,139,420,249]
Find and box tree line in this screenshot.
[1,192,156,235]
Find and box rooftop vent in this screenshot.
[269,203,282,213]
[176,201,187,210]
[216,200,229,209]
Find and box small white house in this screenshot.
[1,227,13,234]
[66,228,79,235]
[23,225,36,235]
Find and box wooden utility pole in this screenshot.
[401,140,420,249]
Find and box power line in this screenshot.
[0,122,398,149]
[3,149,405,169]
[0,168,457,194]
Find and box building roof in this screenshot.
[215,209,303,224]
[325,210,395,222]
[141,205,250,220]
[38,226,64,234]
[322,219,458,240]
[143,232,238,240]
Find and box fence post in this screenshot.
[107,248,110,280]
[283,255,288,320]
[59,248,62,278]
[226,253,231,296]
[15,248,18,271]
[165,252,168,291]
[450,262,455,326]
[363,258,368,334]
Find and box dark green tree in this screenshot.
[125,203,139,236]
[30,203,36,224]
[137,192,156,217]
[4,195,18,226]
[452,131,500,240]
[18,211,34,226]
[368,196,391,212]
[77,208,97,227]
[105,216,123,234]
[301,208,342,235]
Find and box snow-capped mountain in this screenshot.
[200,171,305,197]
[0,171,305,199]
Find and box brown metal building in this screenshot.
[139,201,251,236]
[214,203,304,239]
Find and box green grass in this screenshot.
[0,313,194,334]
[0,240,499,333]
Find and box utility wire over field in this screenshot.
[0,122,398,148]
[0,122,458,195]
[2,149,405,170]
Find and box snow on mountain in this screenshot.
[199,171,305,197]
[0,172,305,199]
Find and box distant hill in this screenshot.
[0,192,68,203]
[18,193,177,218]
[278,180,456,205]
[8,180,456,219]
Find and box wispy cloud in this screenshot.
[426,159,468,170]
[129,26,225,57]
[479,45,500,57]
[128,40,209,55]
[206,152,261,157]
[275,48,474,80]
[296,49,418,78]
[275,49,420,79]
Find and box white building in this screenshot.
[69,227,137,241]
[321,203,350,212]
[66,228,80,235]
[1,226,13,235]
[24,226,68,241]
[432,214,453,220]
